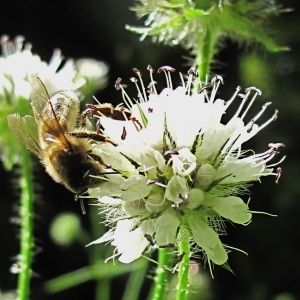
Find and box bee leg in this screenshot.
[130,117,143,130]
[79,108,91,127]
[70,131,118,147]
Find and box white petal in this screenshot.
[204,196,252,224]
[187,211,228,265]
[117,225,150,263]
[155,209,180,246]
[120,175,152,201]
[165,175,188,204]
[216,156,266,184]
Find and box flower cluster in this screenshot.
[128,0,287,52]
[0,35,108,169]
[88,66,284,266]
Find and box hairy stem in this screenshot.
[176,229,190,300]
[17,150,34,300]
[194,28,216,92]
[150,248,169,300]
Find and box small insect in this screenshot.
[80,103,143,133]
[8,76,114,211]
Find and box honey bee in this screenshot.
[8,76,115,211]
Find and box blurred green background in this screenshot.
[0,1,299,299]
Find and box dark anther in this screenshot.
[198,84,212,94]
[147,65,155,73]
[115,78,127,90]
[132,68,142,77]
[164,150,179,156]
[171,204,184,216]
[275,167,282,184]
[245,87,262,96]
[272,110,278,121]
[211,75,224,85]
[174,252,186,264]
[121,126,127,140]
[187,69,198,77]
[247,119,255,133]
[144,234,155,246]
[262,102,272,109]
[130,77,138,83]
[157,66,176,73]
[268,143,285,151]
[178,194,188,206]
[159,243,175,248]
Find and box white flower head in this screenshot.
[0,35,81,101]
[89,66,284,266]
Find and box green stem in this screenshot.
[176,230,190,300]
[17,150,35,300]
[122,259,148,300]
[150,248,169,300]
[194,28,216,92]
[89,207,111,300]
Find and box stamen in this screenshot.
[233,93,248,119]
[275,167,282,184]
[130,77,144,103]
[185,69,197,94]
[210,75,224,103]
[1,35,11,57]
[268,142,285,152]
[241,87,262,120]
[198,84,212,94]
[14,36,25,53]
[147,65,157,94]
[157,66,175,89]
[115,78,134,108]
[224,86,242,109]
[132,68,148,102]
[256,110,278,133]
[268,155,286,168]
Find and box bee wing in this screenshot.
[30,75,53,120]
[29,75,72,148]
[7,114,41,156]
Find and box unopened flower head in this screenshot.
[88,66,284,267]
